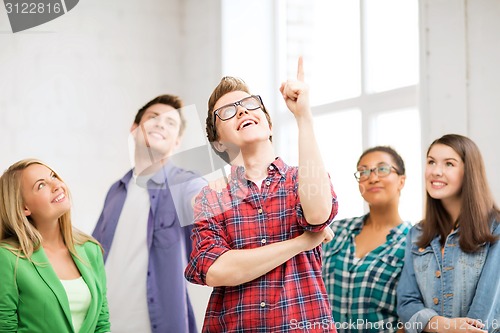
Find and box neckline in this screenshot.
[60,276,83,282]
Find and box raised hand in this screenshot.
[279,56,311,119]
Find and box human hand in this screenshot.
[279,56,311,119]
[298,227,334,252]
[446,318,486,332]
[426,316,486,332]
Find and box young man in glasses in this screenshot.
[185,58,339,332]
[92,95,206,333]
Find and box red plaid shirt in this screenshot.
[185,157,338,332]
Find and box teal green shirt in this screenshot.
[322,215,410,332]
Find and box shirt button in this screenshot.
[260,302,266,308]
[433,297,439,305]
[261,239,267,245]
[258,208,263,214]
[418,248,425,252]
[265,180,271,186]
[269,166,274,171]
[435,270,441,278]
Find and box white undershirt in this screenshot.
[60,276,91,333]
[105,177,151,333]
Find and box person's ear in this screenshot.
[172,136,182,152]
[24,206,31,217]
[398,175,406,191]
[130,122,139,133]
[212,141,227,153]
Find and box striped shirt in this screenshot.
[322,215,410,333]
[185,157,339,332]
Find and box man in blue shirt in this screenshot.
[92,94,206,333]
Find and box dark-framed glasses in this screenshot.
[354,164,400,182]
[213,95,263,123]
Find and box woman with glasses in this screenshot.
[397,134,500,333]
[0,159,110,333]
[322,146,410,333]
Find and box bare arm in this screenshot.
[279,57,333,225]
[206,227,334,287]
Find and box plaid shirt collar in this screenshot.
[351,214,409,240]
[230,156,288,182]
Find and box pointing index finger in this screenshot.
[297,56,304,82]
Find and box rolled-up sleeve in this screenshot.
[296,175,338,231]
[184,188,231,285]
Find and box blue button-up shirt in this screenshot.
[92,163,206,333]
[397,220,500,333]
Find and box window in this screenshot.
[276,0,421,222]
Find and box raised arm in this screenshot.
[279,57,334,225]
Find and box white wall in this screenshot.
[420,0,500,202]
[1,0,211,330]
[0,0,184,234]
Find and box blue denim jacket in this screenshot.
[397,220,500,333]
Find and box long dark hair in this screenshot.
[417,134,499,252]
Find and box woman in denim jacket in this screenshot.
[397,134,500,333]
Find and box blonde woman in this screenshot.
[0,159,110,333]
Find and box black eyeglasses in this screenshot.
[354,164,400,182]
[213,95,263,124]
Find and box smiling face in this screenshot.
[357,151,405,207]
[425,143,465,204]
[131,103,182,160]
[212,91,272,154]
[21,163,70,226]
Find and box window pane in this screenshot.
[374,108,422,223]
[364,0,419,93]
[286,0,361,105]
[314,109,363,220]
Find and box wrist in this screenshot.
[292,233,307,253]
[426,315,446,332]
[295,111,313,124]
